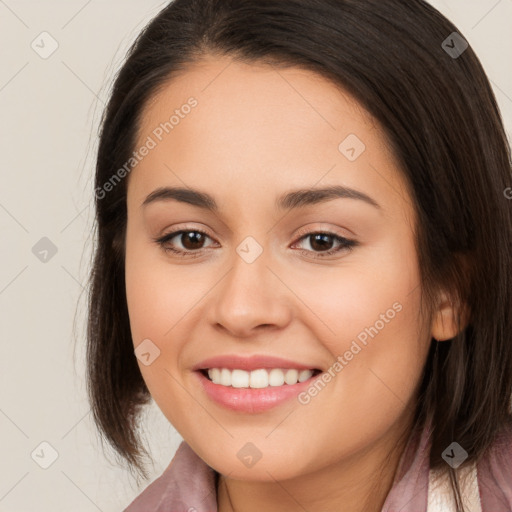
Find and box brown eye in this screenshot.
[154,229,215,256]
[308,233,337,252]
[292,231,358,259]
[178,231,208,250]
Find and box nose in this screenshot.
[207,242,293,339]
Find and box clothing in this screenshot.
[427,461,481,511]
[123,421,512,512]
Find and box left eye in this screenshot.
[292,232,357,257]
[153,229,358,259]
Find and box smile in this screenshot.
[204,367,322,388]
[195,368,323,413]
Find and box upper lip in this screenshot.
[193,354,322,372]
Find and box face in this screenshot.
[124,55,433,482]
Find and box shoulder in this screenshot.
[476,421,512,510]
[383,419,512,511]
[428,422,512,511]
[123,441,218,512]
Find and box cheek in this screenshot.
[293,231,427,405]
[124,223,195,344]
[292,230,422,353]
[124,263,184,432]
[124,231,207,421]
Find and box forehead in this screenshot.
[129,55,411,219]
[137,55,377,148]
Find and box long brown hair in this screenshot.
[85,0,512,506]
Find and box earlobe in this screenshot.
[430,289,469,342]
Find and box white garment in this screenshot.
[427,463,482,512]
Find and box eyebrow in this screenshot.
[141,185,381,211]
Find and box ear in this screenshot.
[430,288,469,342]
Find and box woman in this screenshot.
[86,0,512,510]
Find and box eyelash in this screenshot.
[153,227,358,260]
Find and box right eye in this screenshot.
[153,229,217,257]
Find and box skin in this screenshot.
[124,55,459,512]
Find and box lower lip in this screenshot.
[194,370,322,413]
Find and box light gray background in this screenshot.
[0,1,511,510]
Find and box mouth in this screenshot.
[194,367,324,413]
[198,367,323,388]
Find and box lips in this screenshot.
[192,354,322,372]
[191,354,325,413]
[194,367,322,413]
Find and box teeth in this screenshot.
[206,368,316,388]
[249,368,269,388]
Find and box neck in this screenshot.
[216,416,415,512]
